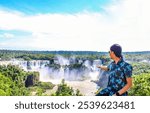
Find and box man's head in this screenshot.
[109,44,122,59]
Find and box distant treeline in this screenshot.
[0,49,103,55]
[1,49,150,55]
[0,49,150,61]
[0,49,105,61]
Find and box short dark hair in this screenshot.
[110,44,122,58]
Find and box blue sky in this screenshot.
[0,0,149,51]
[0,0,110,14]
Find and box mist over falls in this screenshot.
[0,55,109,88]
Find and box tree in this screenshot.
[52,79,83,96]
[0,73,12,96]
[55,79,74,96]
[128,73,150,96]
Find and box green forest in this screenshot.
[0,50,150,96]
[0,64,82,96]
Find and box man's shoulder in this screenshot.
[121,61,132,69]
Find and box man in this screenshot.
[96,44,132,96]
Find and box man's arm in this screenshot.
[115,77,132,95]
[97,65,108,71]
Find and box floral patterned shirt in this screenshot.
[97,59,132,96]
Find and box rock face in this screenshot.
[25,72,39,87]
[25,75,34,87]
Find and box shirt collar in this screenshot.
[112,58,124,65]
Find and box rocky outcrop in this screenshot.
[25,72,39,87]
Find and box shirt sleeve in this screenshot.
[107,63,112,71]
[124,64,133,78]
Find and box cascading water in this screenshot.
[0,56,109,95]
[0,57,109,83]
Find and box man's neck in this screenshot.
[113,57,121,64]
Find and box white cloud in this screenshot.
[0,33,14,38]
[0,0,150,51]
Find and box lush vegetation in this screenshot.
[127,62,150,96]
[131,62,150,75]
[124,52,150,62]
[0,73,12,95]
[0,65,29,95]
[129,73,150,96]
[0,65,54,96]
[0,64,82,96]
[0,50,103,61]
[28,82,55,96]
[51,79,82,96]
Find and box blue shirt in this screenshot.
[98,59,132,96]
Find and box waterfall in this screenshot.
[0,57,110,95]
[0,57,108,86]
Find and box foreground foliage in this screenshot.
[51,79,82,96]
[129,73,150,96]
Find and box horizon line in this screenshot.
[0,49,150,53]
